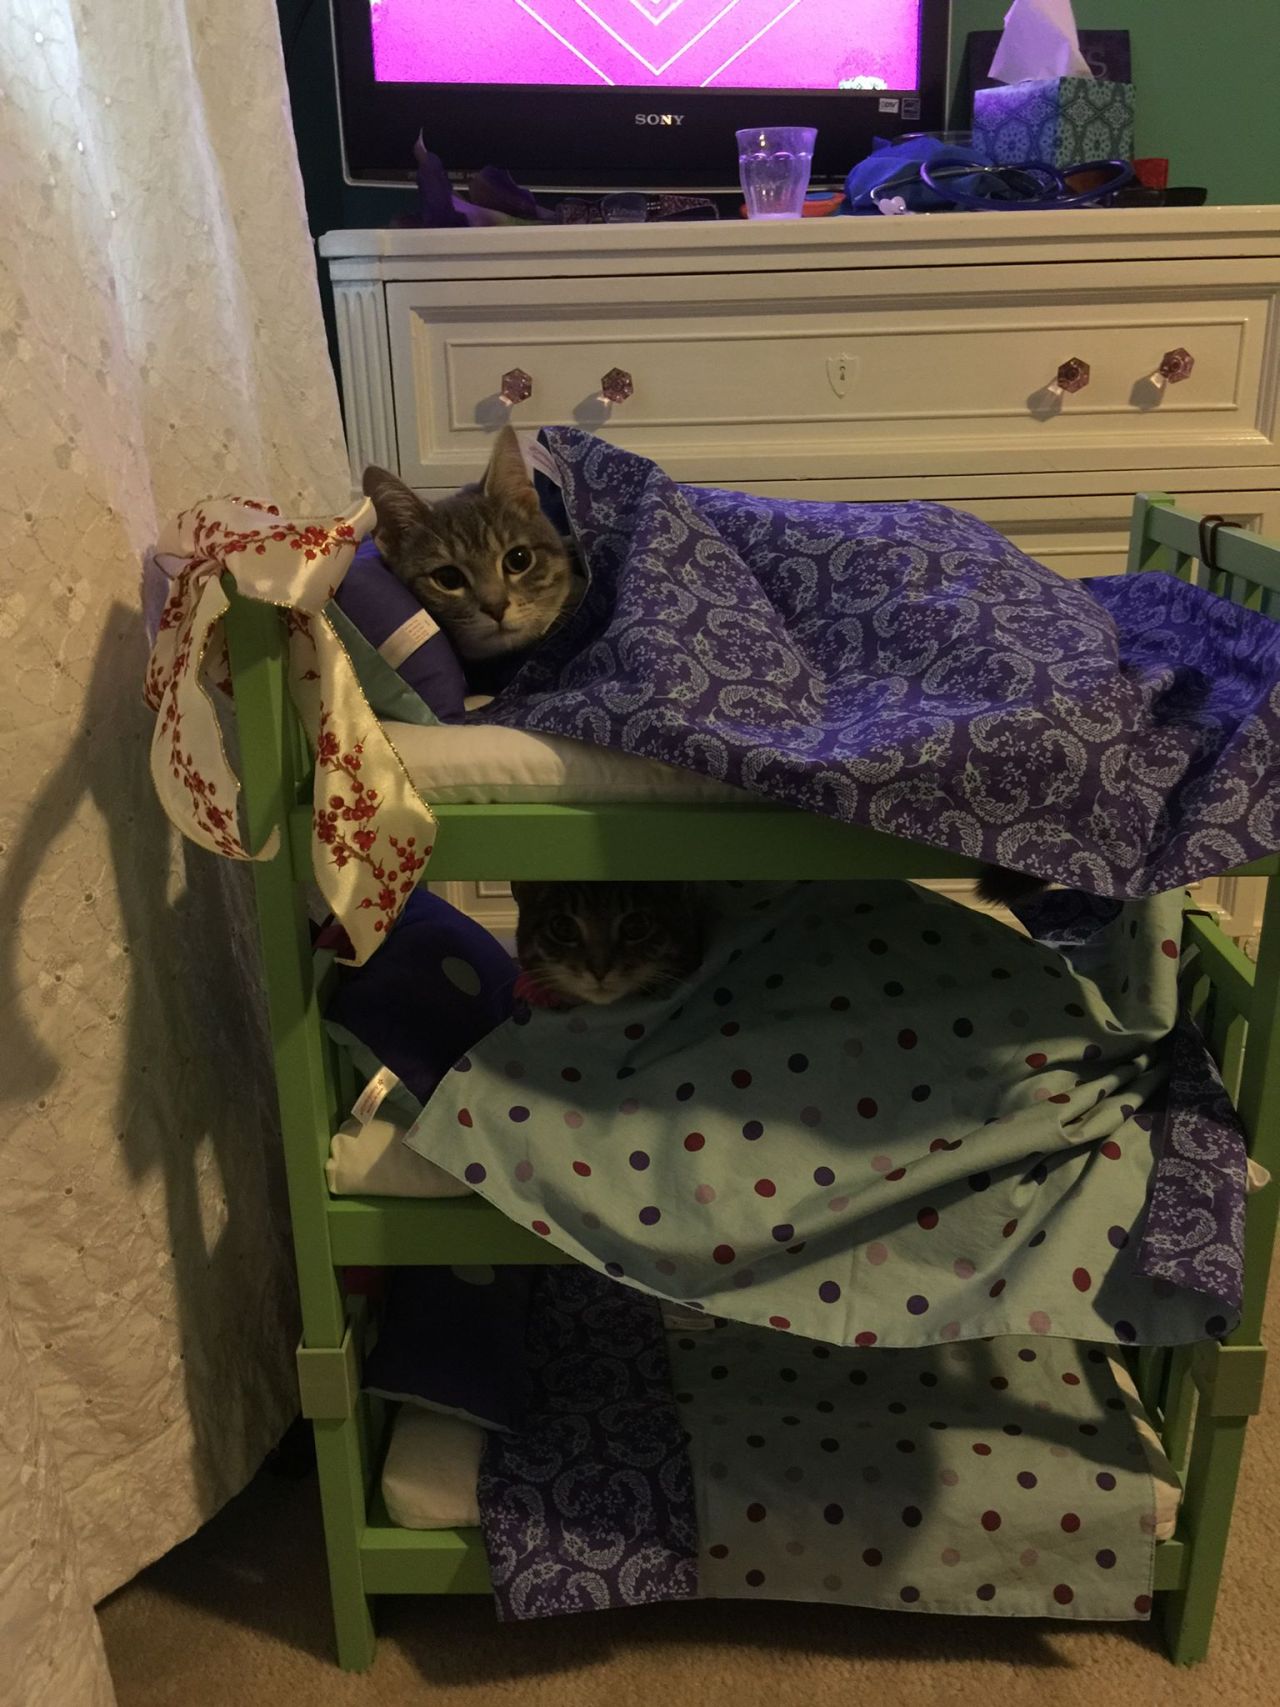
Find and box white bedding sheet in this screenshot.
[326,1116,470,1199]
[381,1406,484,1530]
[386,719,746,806]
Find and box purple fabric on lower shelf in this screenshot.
[1016,888,1249,1310]
[478,1266,698,1620]
[362,1264,535,1432]
[325,890,515,1105]
[1135,1019,1248,1312]
[480,428,1280,897]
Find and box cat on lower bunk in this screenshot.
[511,882,707,1007]
[362,426,585,672]
[975,867,1050,906]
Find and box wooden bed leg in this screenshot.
[1159,1414,1248,1665]
[314,1416,378,1671]
[1160,1348,1196,1472]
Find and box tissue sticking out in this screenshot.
[989,0,1093,83]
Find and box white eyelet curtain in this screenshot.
[0,4,351,1702]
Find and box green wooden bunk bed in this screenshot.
[221,495,1280,1673]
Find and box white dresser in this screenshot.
[320,207,1280,942]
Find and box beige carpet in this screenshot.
[101,1346,1279,1707]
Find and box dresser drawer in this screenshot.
[385,258,1280,489]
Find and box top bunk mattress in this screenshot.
[387,720,744,807]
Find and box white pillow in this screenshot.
[325,1115,471,1198]
[381,1406,483,1529]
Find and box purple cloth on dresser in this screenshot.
[479,428,1280,897]
[477,1266,698,1620]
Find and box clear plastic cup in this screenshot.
[736,127,817,220]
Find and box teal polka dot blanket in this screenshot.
[477,1267,1169,1625]
[406,883,1246,1347]
[674,1321,1165,1623]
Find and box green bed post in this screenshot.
[223,584,378,1672]
[1127,493,1180,578]
[1164,872,1280,1664]
[1126,495,1280,1665]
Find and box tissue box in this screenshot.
[973,77,1134,169]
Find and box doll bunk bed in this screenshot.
[221,494,1280,1673]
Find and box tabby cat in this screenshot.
[511,882,707,1006]
[367,435,1044,908]
[362,427,584,662]
[975,868,1050,907]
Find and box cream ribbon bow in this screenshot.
[143,495,437,965]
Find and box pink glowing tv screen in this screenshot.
[369,1,923,93]
[334,1,948,190]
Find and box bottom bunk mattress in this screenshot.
[374,1268,1182,1624]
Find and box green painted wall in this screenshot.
[951,1,1280,204]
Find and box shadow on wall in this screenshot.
[0,604,297,1514]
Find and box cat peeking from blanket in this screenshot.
[365,433,1044,916]
[362,427,585,665]
[511,882,708,1008]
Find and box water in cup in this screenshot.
[737,127,817,220]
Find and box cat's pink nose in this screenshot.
[480,597,509,624]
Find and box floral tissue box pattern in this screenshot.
[973,77,1135,170]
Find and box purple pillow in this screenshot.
[326,890,515,1105]
[337,536,467,722]
[363,1264,535,1432]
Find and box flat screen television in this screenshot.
[332,0,951,193]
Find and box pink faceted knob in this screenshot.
[499,368,533,406]
[1158,347,1195,384]
[1052,357,1091,395]
[599,367,634,405]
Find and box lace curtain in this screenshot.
[0,4,351,1701]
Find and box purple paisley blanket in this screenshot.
[477,1265,698,1620]
[481,430,1280,893]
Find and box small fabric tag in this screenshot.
[378,608,439,669]
[521,434,562,488]
[353,1064,401,1126]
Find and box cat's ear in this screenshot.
[483,426,539,514]
[362,466,430,557]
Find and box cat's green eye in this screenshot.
[431,566,466,591]
[504,545,534,575]
[548,914,580,946]
[619,912,652,944]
